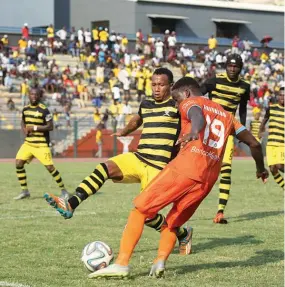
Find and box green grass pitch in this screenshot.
[0,160,283,287]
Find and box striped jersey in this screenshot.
[250,120,261,141]
[136,97,180,170]
[265,104,284,147]
[22,103,52,147]
[201,73,250,115]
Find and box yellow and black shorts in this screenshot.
[109,152,160,192]
[266,145,285,166]
[16,143,53,166]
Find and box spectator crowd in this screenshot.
[0,23,283,129]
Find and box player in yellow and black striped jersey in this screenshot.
[200,54,250,224]
[44,68,193,255]
[15,88,68,200]
[250,112,261,142]
[259,87,284,189]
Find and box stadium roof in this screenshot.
[212,18,252,24]
[147,14,189,19]
[136,0,282,12]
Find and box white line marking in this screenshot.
[0,210,96,220]
[0,282,32,287]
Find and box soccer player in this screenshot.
[250,112,261,142]
[200,53,250,224]
[259,87,284,188]
[44,68,193,255]
[88,77,268,279]
[15,88,68,200]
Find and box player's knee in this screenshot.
[269,165,278,175]
[45,165,55,173]
[16,160,25,169]
[105,160,123,180]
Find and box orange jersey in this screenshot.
[168,97,245,184]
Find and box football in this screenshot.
[81,241,114,272]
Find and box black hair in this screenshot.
[279,87,284,91]
[172,77,201,92]
[153,67,174,84]
[226,53,243,68]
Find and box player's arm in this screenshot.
[239,85,250,126]
[234,120,268,181]
[258,107,269,139]
[200,77,216,97]
[26,110,53,132]
[112,114,143,137]
[177,106,205,147]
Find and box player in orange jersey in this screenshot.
[88,77,268,279]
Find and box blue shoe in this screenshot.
[178,227,193,255]
[44,193,73,219]
[149,260,165,278]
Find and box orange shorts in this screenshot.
[134,166,212,228]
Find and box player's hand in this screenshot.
[176,132,199,148]
[26,126,34,133]
[256,169,269,183]
[258,132,263,139]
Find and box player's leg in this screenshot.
[214,136,234,224]
[32,147,68,197]
[88,166,183,279]
[15,159,30,199]
[267,146,284,189]
[14,144,33,200]
[141,164,192,254]
[44,153,139,218]
[151,181,211,277]
[45,165,69,198]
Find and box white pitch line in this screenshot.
[0,210,97,220]
[0,282,32,287]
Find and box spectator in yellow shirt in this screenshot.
[92,27,99,43]
[18,37,27,53]
[208,35,218,50]
[99,28,109,43]
[20,79,29,107]
[1,35,8,46]
[47,24,54,47]
[121,35,128,53]
[95,124,103,158]
[137,75,145,102]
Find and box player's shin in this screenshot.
[116,208,147,266]
[68,163,109,210]
[273,171,284,188]
[49,167,65,190]
[155,226,177,262]
[218,164,232,213]
[16,166,28,191]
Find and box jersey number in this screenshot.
[203,115,225,149]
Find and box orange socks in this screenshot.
[155,226,177,263]
[116,208,147,266]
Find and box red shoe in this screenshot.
[213,212,228,224]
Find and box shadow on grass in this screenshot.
[188,210,283,223]
[193,235,263,253]
[139,235,262,254]
[168,249,284,275]
[232,210,284,222]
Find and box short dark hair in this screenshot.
[153,68,174,84]
[279,86,284,91]
[172,77,201,91]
